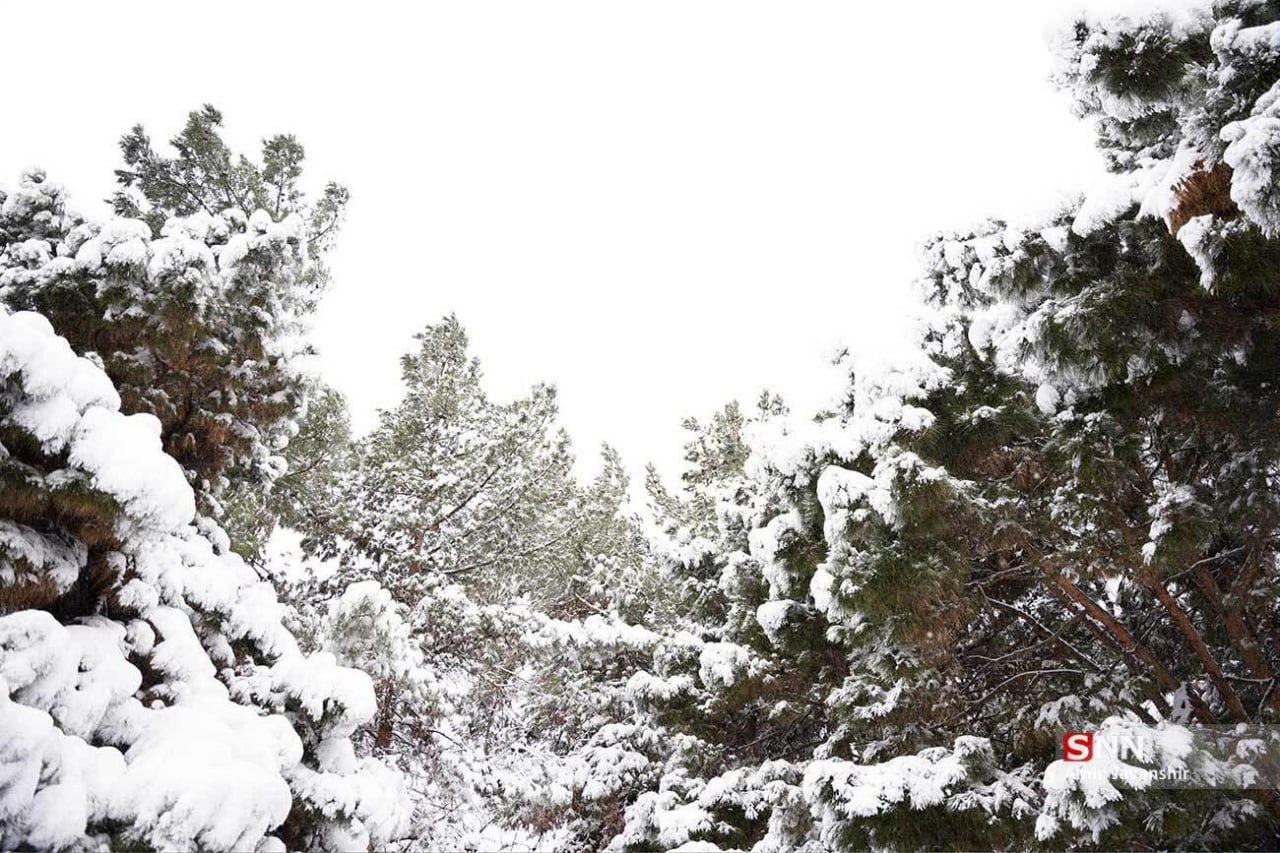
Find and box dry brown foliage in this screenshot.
[1169,160,1240,234]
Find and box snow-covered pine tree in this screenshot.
[112,105,349,288]
[274,316,671,848]
[546,444,653,621]
[0,107,346,549]
[549,4,1280,851]
[0,309,408,850]
[518,399,847,852]
[318,315,579,600]
[909,3,1280,844]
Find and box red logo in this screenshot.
[1063,732,1093,762]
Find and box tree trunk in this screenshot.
[375,680,397,750]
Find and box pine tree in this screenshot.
[0,108,347,544]
[0,309,408,850]
[319,315,579,599]
[113,104,348,282]
[540,5,1280,850]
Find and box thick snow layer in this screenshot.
[0,310,194,535]
[70,408,195,534]
[1071,166,1161,237]
[755,599,799,645]
[1035,384,1061,416]
[616,790,717,852]
[697,642,757,690]
[0,311,119,445]
[804,739,982,818]
[0,612,299,851]
[608,738,1037,852]
[530,612,661,652]
[73,218,152,271]
[1222,114,1280,235]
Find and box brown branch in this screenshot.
[981,592,1103,673]
[1193,556,1280,718]
[1050,574,1214,724]
[1139,566,1250,722]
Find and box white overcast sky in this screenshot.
[0,0,1202,480]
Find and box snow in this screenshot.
[1071,167,1153,237]
[0,310,193,535]
[616,790,717,852]
[809,567,836,613]
[0,311,120,442]
[271,653,378,734]
[8,8,1280,848]
[697,642,755,690]
[1038,717,1195,842]
[529,612,661,652]
[70,408,196,534]
[0,685,126,846]
[1176,214,1221,289]
[626,670,696,703]
[755,599,799,645]
[146,231,218,285]
[816,466,876,538]
[805,741,978,818]
[0,520,85,594]
[1142,483,1200,565]
[747,509,804,593]
[74,218,152,271]
[0,611,301,851]
[1212,17,1280,63]
[1035,383,1061,415]
[218,234,252,270]
[1137,143,1205,227]
[120,705,297,851]
[1222,114,1280,235]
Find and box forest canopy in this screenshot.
[6,2,1280,851]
